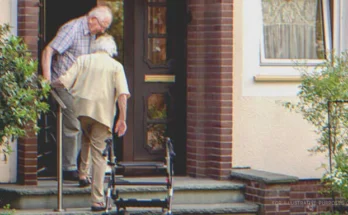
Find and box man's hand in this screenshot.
[114,120,127,137]
[50,79,64,88]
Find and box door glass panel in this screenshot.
[147,93,168,150]
[147,93,167,120]
[147,0,167,65]
[148,38,167,65]
[147,124,166,150]
[148,7,167,34]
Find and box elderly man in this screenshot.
[41,6,113,180]
[52,34,130,211]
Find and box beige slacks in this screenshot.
[79,116,111,204]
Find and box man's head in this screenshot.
[87,6,113,35]
[91,34,118,57]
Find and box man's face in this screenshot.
[89,16,111,35]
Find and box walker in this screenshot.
[103,137,175,215]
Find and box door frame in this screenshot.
[122,0,135,161]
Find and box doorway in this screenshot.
[38,0,187,177]
[38,0,97,177]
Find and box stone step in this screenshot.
[0,177,248,210]
[2,203,259,215]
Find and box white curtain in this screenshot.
[262,0,325,59]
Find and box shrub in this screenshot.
[0,24,50,151]
[283,52,348,202]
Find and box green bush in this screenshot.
[0,24,50,150]
[283,52,348,203]
[0,204,15,215]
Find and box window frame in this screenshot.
[259,0,332,66]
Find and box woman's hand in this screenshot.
[114,120,127,137]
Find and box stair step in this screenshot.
[115,181,169,186]
[0,177,246,210]
[7,203,259,215]
[115,198,168,208]
[117,161,166,168]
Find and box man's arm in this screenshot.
[41,46,56,82]
[114,94,128,137]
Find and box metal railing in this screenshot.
[50,90,66,212]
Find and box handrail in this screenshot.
[50,89,66,212]
[51,89,67,109]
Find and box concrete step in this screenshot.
[0,177,259,214]
[1,203,259,215]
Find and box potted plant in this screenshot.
[283,52,348,213]
[0,24,50,182]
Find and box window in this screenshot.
[260,0,331,65]
[147,0,167,66]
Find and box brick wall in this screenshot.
[243,179,333,215]
[17,0,40,185]
[186,0,233,179]
[18,0,40,59]
[290,180,332,214]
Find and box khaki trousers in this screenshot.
[79,116,111,204]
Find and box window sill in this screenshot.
[253,74,302,82]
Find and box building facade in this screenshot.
[1,0,345,185]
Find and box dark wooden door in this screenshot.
[38,0,97,178]
[123,0,187,174]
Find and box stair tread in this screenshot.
[9,203,259,215]
[118,161,165,167]
[0,177,245,195]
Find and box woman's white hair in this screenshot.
[91,34,118,57]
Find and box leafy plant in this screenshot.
[282,52,348,208]
[0,24,50,151]
[0,204,15,215]
[323,150,348,199]
[283,52,348,154]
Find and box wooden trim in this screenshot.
[123,0,135,161]
[253,74,302,82]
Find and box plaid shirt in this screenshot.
[49,16,95,81]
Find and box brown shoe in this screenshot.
[78,177,91,187]
[91,202,106,212]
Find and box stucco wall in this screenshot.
[232,0,327,179]
[0,0,18,183]
[0,0,17,34]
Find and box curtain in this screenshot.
[262,0,325,59]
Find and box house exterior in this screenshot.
[1,0,347,213]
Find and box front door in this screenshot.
[123,0,187,175]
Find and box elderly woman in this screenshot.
[52,34,130,211]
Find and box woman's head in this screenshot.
[91,34,118,57]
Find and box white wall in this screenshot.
[232,0,327,179]
[0,0,18,35]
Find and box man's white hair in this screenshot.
[88,6,113,27]
[91,34,118,57]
